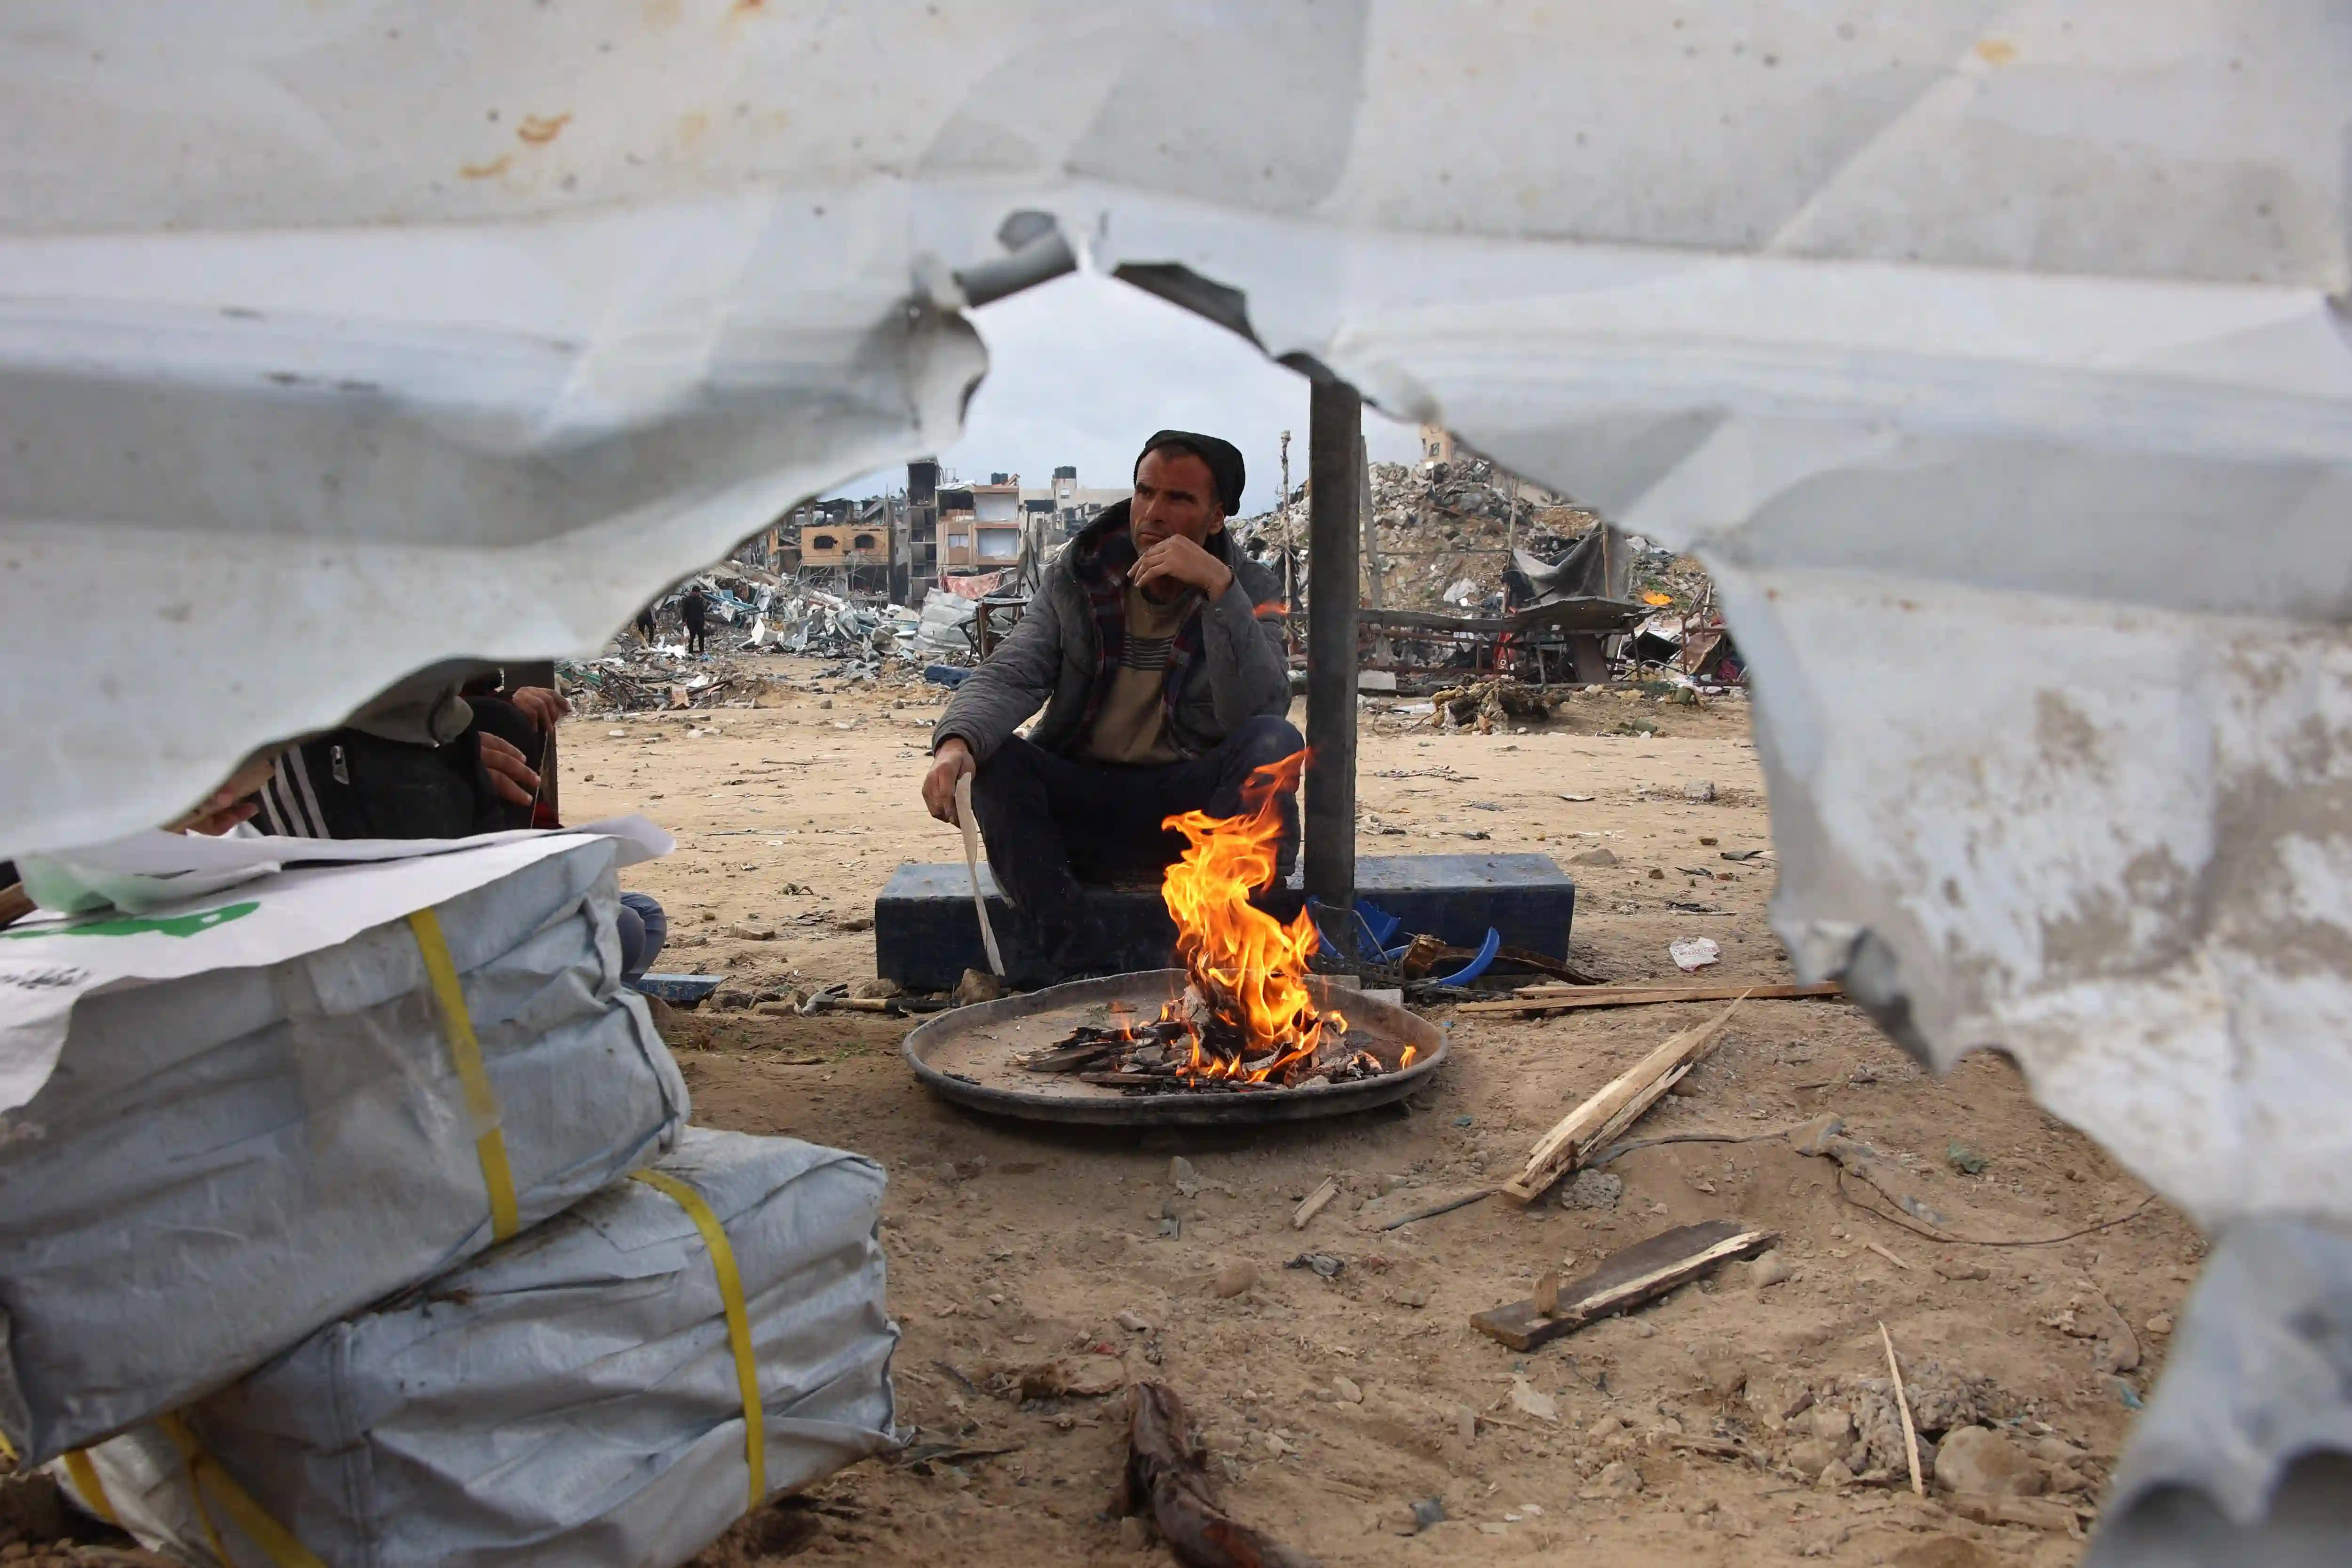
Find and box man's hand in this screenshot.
[510,686,571,732]
[923,738,975,824]
[1130,533,1234,602]
[167,752,279,835]
[481,732,542,808]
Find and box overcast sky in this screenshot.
[827,271,1422,516]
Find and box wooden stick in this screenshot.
[1459,981,1840,1016]
[1374,1188,1495,1231]
[1471,1222,1777,1351]
[953,772,1005,978]
[1291,1177,1338,1230]
[1865,1240,1914,1271]
[1880,1320,1924,1498]
[0,883,32,934]
[1501,996,1746,1202]
[1119,1382,1318,1568]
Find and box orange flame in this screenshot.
[1159,750,1338,1083]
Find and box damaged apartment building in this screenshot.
[806,459,1126,605]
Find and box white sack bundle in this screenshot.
[56,1127,896,1568]
[0,835,689,1461]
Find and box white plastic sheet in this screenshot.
[0,836,689,1461]
[56,1128,896,1568]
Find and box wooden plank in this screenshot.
[1291,1177,1338,1230]
[1470,1222,1777,1351]
[1459,982,1842,1016]
[1499,997,1745,1202]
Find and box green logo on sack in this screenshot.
[0,901,260,939]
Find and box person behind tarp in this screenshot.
[243,668,669,983]
[919,430,1297,981]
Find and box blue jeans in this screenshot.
[617,891,667,982]
[967,714,1304,967]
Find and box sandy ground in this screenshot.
[552,656,2198,1568]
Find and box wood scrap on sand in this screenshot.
[1500,994,1748,1203]
[1118,1381,1320,1568]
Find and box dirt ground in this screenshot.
[556,656,2199,1568]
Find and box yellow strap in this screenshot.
[156,1413,325,1568]
[407,908,520,1242]
[630,1169,766,1511]
[0,1428,16,1463]
[61,1449,119,1527]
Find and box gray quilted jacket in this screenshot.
[932,502,1290,764]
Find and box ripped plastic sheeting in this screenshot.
[6,0,2345,855]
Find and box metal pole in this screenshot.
[1305,380,1362,916]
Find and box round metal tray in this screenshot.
[901,969,1448,1127]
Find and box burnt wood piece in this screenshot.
[1119,1381,1321,1568]
[1470,1220,1777,1351]
[1023,1040,1127,1074]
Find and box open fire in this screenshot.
[1020,752,1415,1095]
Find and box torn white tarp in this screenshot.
[55,1128,895,1568]
[0,834,689,1461]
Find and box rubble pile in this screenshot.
[1232,453,1717,623]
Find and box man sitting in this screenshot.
[921,431,1299,979]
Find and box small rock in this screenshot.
[1750,1249,1793,1288]
[954,968,1006,1007]
[1258,1431,1287,1458]
[851,976,903,1000]
[1813,1407,1857,1444]
[1590,1460,1643,1497]
[2146,1312,2175,1336]
[1684,779,1717,802]
[818,697,834,710]
[1117,1514,1150,1551]
[1560,1170,1623,1211]
[1647,867,1666,880]
[1786,1439,1834,1476]
[1509,1378,1559,1424]
[1932,1258,1991,1282]
[1453,1406,1478,1442]
[1333,1374,1363,1404]
[724,923,777,941]
[1934,1425,2047,1497]
[933,1160,960,1184]
[957,1154,987,1179]
[1588,1414,1627,1441]
[1631,1317,1657,1338]
[1946,1142,1988,1174]
[1453,1115,1474,1127]
[1395,1287,1431,1308]
[1376,1173,1406,1196]
[1410,1497,1448,1532]
[1169,1156,1200,1196]
[1115,1310,1152,1333]
[2028,1435,2088,1467]
[1570,847,1619,867]
[1202,1428,1245,1456]
[1817,1458,1856,1491]
[1213,1260,1258,1299]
